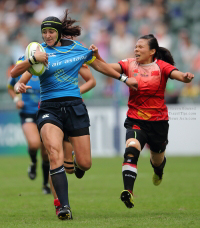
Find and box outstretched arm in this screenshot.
[89,58,138,91]
[79,65,96,94]
[170,70,194,83]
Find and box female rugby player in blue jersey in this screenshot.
[51,64,97,216]
[8,60,50,194]
[11,9,138,220]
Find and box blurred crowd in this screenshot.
[0,0,200,109]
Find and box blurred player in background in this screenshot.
[10,9,137,220]
[90,34,194,208]
[7,56,50,194]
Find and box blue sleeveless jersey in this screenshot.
[40,40,94,101]
[8,56,40,114]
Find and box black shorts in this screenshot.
[19,112,37,125]
[36,99,90,137]
[63,134,70,142]
[124,117,169,153]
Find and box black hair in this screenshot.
[139,34,175,65]
[61,9,81,38]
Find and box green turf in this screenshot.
[0,156,200,228]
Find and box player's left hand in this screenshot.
[15,83,32,93]
[89,44,98,55]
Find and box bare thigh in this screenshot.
[22,122,41,150]
[40,123,64,169]
[69,135,91,171]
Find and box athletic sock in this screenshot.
[150,157,166,178]
[122,147,140,193]
[122,163,138,193]
[28,148,37,164]
[50,165,70,207]
[42,160,50,186]
[54,198,61,207]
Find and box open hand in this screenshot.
[15,83,32,93]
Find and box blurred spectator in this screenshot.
[146,0,168,23]
[103,77,115,98]
[9,31,29,64]
[180,82,200,101]
[3,0,19,31]
[165,80,180,104]
[192,52,200,74]
[115,0,130,22]
[0,22,9,48]
[95,29,111,61]
[178,29,199,72]
[33,0,68,23]
[96,0,116,14]
[110,20,135,60]
[154,22,172,50]
[138,23,152,37]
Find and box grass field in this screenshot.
[0,155,200,228]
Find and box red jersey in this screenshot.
[119,58,178,121]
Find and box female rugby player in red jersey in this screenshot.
[90,34,194,208]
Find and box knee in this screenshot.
[29,140,41,151]
[78,159,92,171]
[150,151,165,167]
[151,156,166,167]
[126,139,141,151]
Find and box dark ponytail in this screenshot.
[139,34,175,65]
[61,9,82,38]
[157,47,175,66]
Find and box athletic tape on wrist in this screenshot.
[119,74,128,83]
[28,58,33,65]
[29,56,36,64]
[32,55,37,63]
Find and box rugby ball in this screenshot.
[25,42,46,76]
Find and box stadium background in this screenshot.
[0,0,200,156]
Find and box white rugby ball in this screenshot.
[25,42,46,76]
